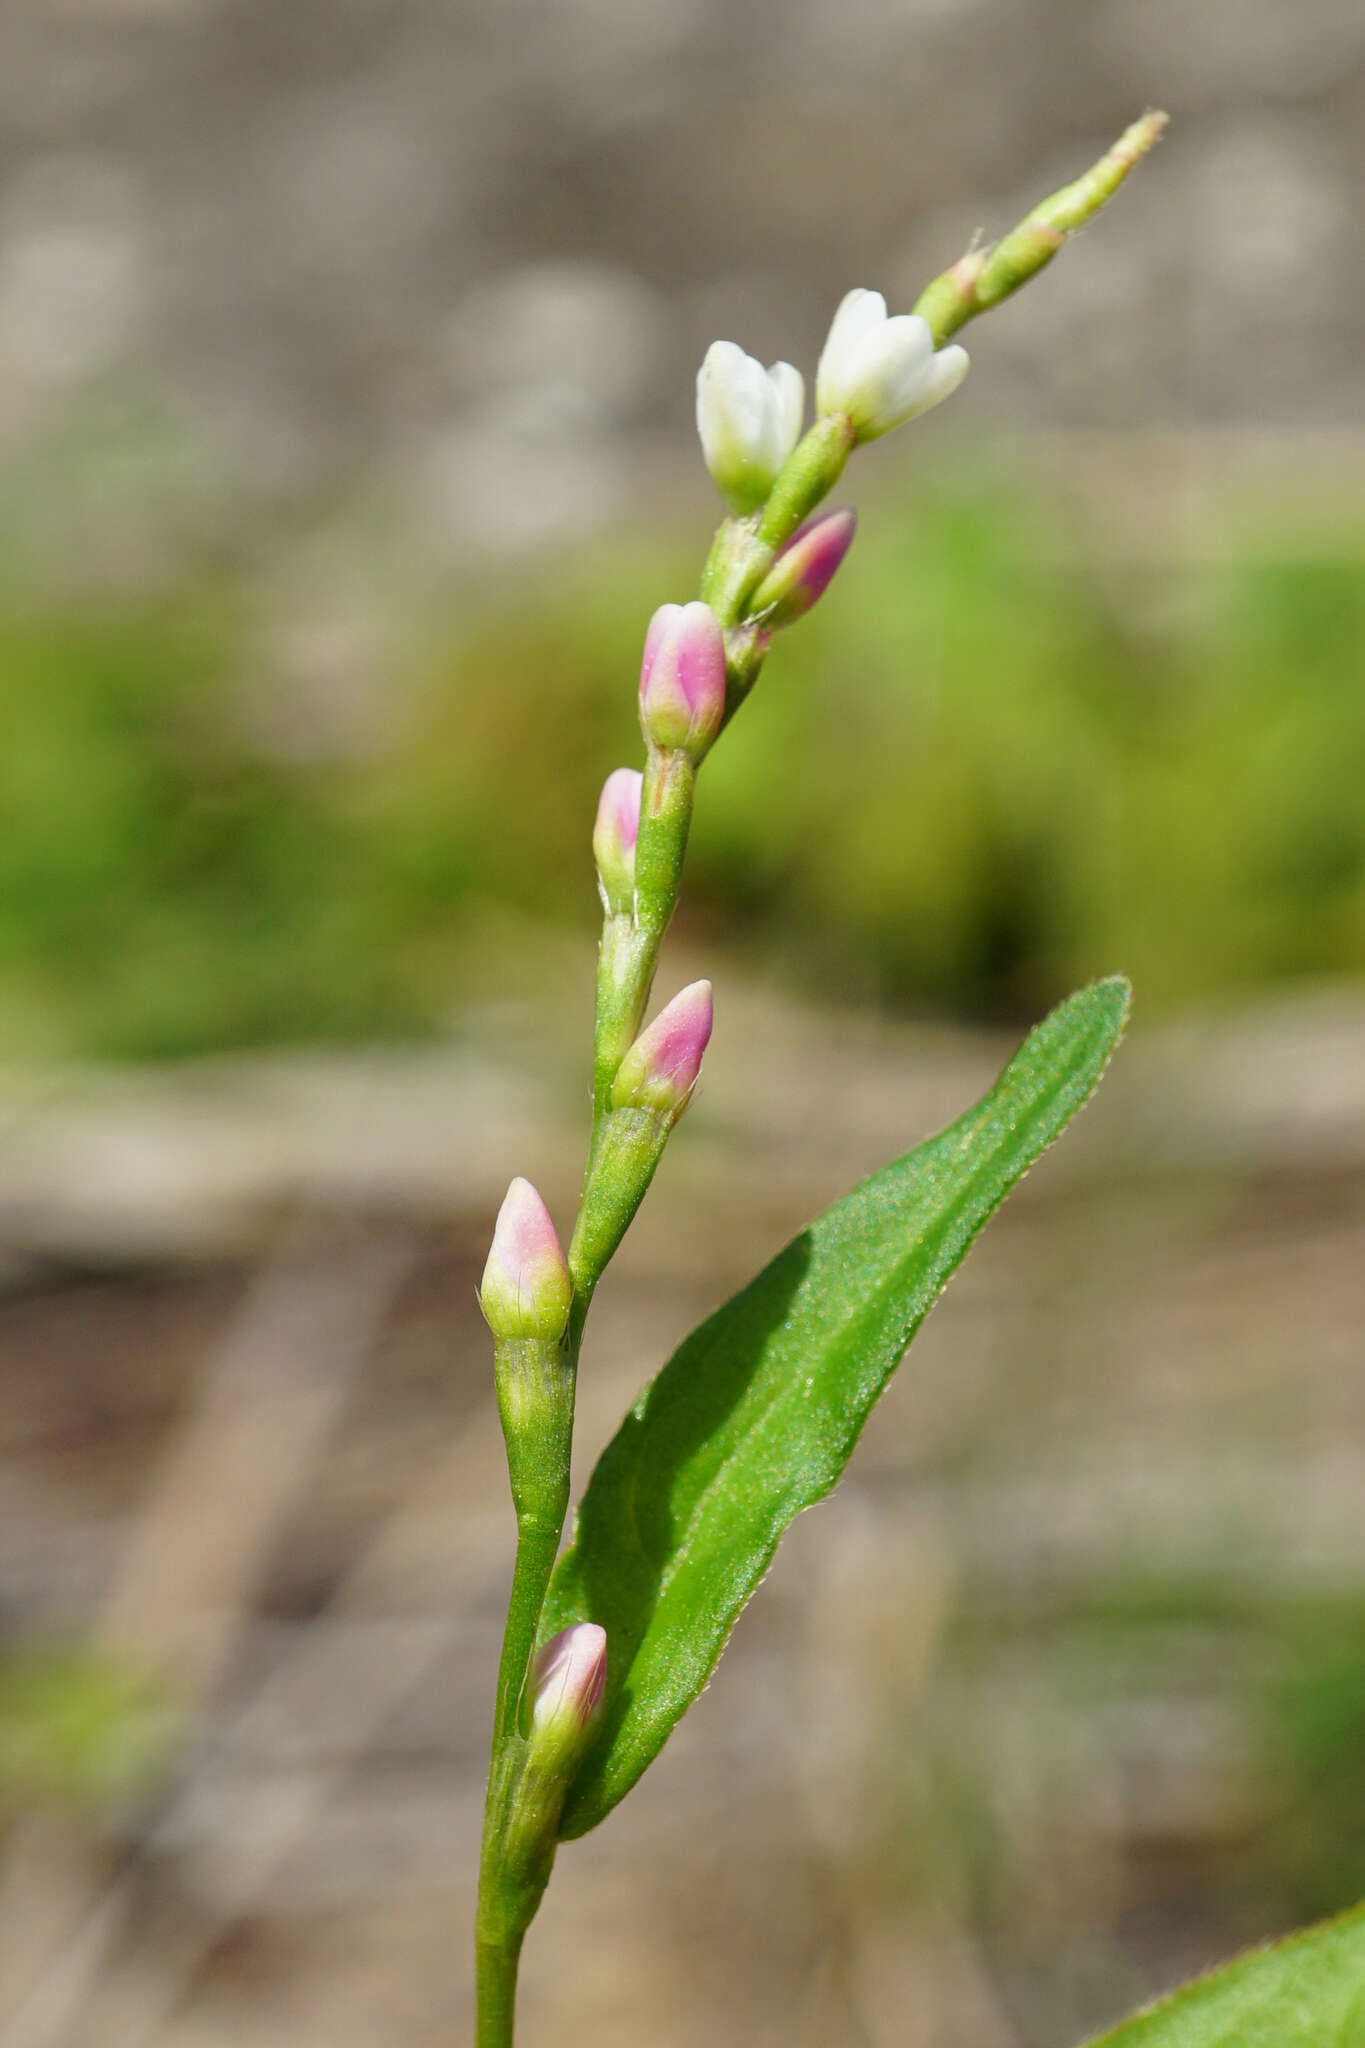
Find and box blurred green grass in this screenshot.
[2,474,1364,1059]
[0,1643,177,1821]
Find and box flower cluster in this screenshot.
[482,284,971,1374]
[696,284,969,506]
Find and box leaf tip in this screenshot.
[1092,971,1132,1028]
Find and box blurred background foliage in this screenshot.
[3,461,1365,1061]
[0,1644,175,1821]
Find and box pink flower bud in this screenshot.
[479,1177,573,1344]
[530,1623,607,1744]
[592,767,642,915]
[611,979,713,1119]
[638,601,726,762]
[748,505,856,627]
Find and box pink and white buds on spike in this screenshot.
[748,505,857,627]
[479,1177,573,1344]
[611,979,713,1119]
[593,767,642,915]
[816,288,969,443]
[530,1624,607,1747]
[695,341,805,514]
[638,601,727,762]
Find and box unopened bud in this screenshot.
[748,505,856,627]
[816,289,969,443]
[479,1177,573,1344]
[913,111,1169,346]
[493,1624,606,1914]
[638,601,727,762]
[696,341,804,514]
[529,1624,607,1755]
[593,767,642,915]
[611,980,713,1120]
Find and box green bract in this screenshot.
[543,975,1130,1837]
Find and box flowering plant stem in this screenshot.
[475,1512,564,2041]
[473,112,1166,2047]
[591,744,692,1121]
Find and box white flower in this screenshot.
[815,288,969,443]
[695,340,804,513]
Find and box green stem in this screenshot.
[589,745,695,1141]
[476,387,820,2043]
[490,1517,564,1750]
[476,353,848,2048]
[477,1491,594,2043]
[756,412,854,560]
[592,917,650,1127]
[475,1927,523,2048]
[476,1420,575,2038]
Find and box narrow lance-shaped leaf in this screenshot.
[542,976,1130,1838]
[1078,1898,1365,2047]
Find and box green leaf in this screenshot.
[544,975,1130,1838]
[1080,1900,1365,2046]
